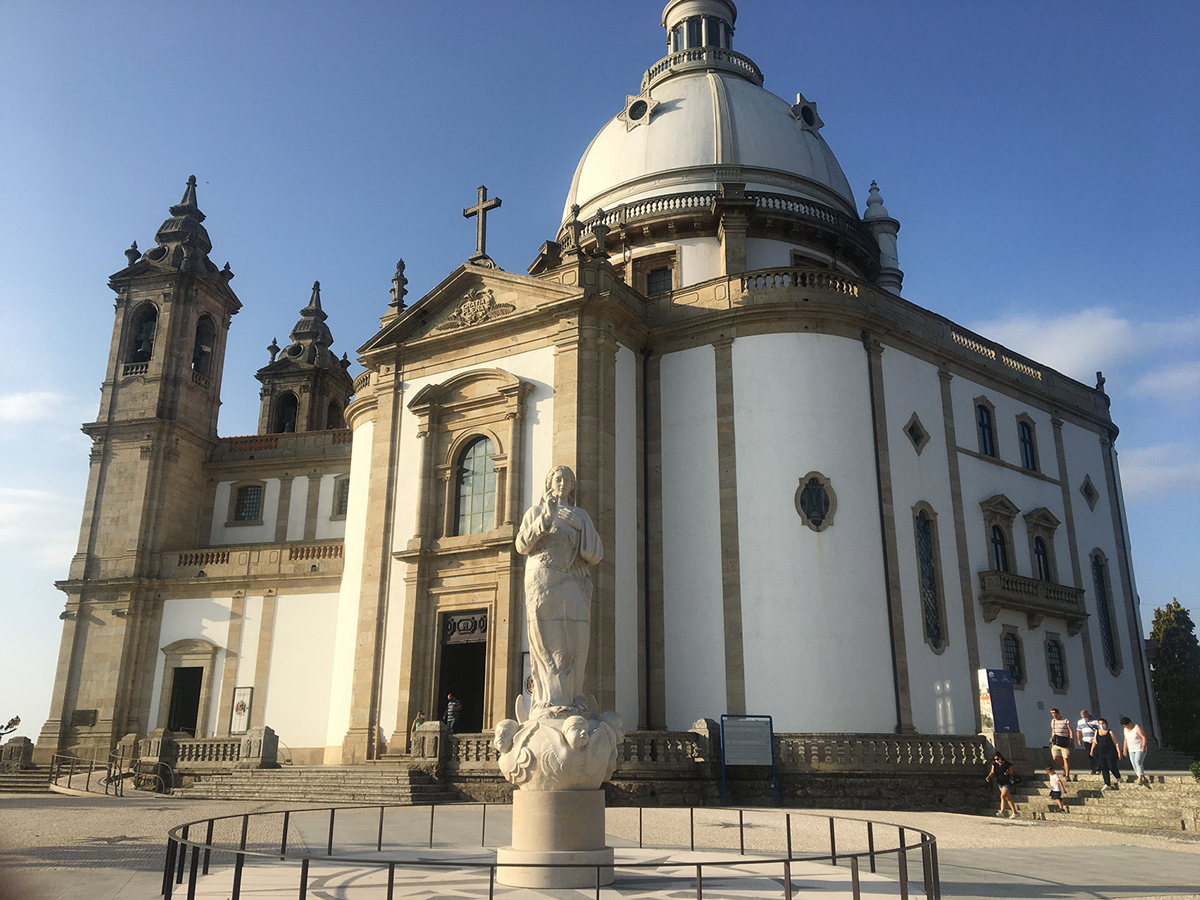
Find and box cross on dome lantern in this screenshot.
[463,185,502,267]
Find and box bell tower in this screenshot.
[35,177,242,761]
[255,281,354,434]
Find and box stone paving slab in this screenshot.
[3,793,1200,899]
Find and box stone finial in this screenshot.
[389,259,408,309]
[590,209,610,257]
[864,180,889,219]
[863,181,903,294]
[1096,371,1106,394]
[302,280,323,315]
[268,338,279,362]
[124,241,141,267]
[221,261,234,282]
[564,204,584,254]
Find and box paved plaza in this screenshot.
[1,793,1199,899]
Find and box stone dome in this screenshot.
[561,14,856,228]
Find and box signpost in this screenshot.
[978,668,1020,733]
[720,714,778,807]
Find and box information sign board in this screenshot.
[722,716,775,765]
[978,668,1020,733]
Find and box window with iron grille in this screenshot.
[916,510,943,650]
[334,478,350,517]
[646,266,672,296]
[455,437,496,536]
[1002,631,1024,685]
[1092,553,1120,672]
[234,485,263,522]
[1046,638,1066,690]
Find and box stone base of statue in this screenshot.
[495,790,614,887]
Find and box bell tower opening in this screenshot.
[192,315,216,378]
[127,304,158,364]
[273,392,298,433]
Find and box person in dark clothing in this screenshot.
[444,693,462,734]
[985,751,1018,818]
[1090,717,1123,790]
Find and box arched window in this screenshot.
[273,392,298,433]
[915,509,944,650]
[991,525,1009,572]
[192,315,216,377]
[1001,631,1024,686]
[326,400,342,430]
[1018,419,1037,471]
[1092,552,1120,673]
[976,403,995,457]
[128,305,158,364]
[454,437,496,535]
[1033,537,1051,582]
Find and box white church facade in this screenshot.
[37,0,1155,767]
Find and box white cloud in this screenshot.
[0,487,79,568]
[0,391,68,422]
[969,308,1200,386]
[1132,361,1200,403]
[1118,443,1200,502]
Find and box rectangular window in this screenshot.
[334,479,350,517]
[977,404,995,457]
[1019,420,1037,470]
[1046,638,1066,690]
[646,266,672,296]
[234,485,263,521]
[1002,632,1024,685]
[1092,554,1119,673]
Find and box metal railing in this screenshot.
[50,750,171,796]
[162,803,939,900]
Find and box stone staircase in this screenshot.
[172,765,467,804]
[0,766,51,793]
[1012,772,1200,831]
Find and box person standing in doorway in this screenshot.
[1120,717,1150,787]
[1091,718,1123,790]
[1076,710,1099,774]
[1049,708,1074,781]
[444,693,462,734]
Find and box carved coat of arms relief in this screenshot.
[436,288,516,331]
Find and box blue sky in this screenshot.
[2,1,1196,739]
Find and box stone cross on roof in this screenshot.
[463,185,502,265]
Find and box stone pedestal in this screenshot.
[495,790,614,888]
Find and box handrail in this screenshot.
[160,803,939,900]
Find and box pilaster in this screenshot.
[939,369,983,732]
[712,338,746,715]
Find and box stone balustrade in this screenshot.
[159,542,344,580]
[213,428,350,463]
[978,569,1088,633]
[776,733,989,771]
[641,47,764,91]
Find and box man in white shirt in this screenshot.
[1076,710,1099,775]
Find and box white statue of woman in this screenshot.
[515,466,603,716]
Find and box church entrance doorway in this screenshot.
[437,610,487,734]
[166,666,203,736]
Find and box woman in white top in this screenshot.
[1120,716,1149,787]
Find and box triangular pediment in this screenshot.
[358,264,580,355]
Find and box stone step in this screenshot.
[170,765,466,804]
[1015,808,1190,830]
[0,769,51,793]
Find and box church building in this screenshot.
[37,0,1156,767]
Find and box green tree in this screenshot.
[1149,599,1200,754]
